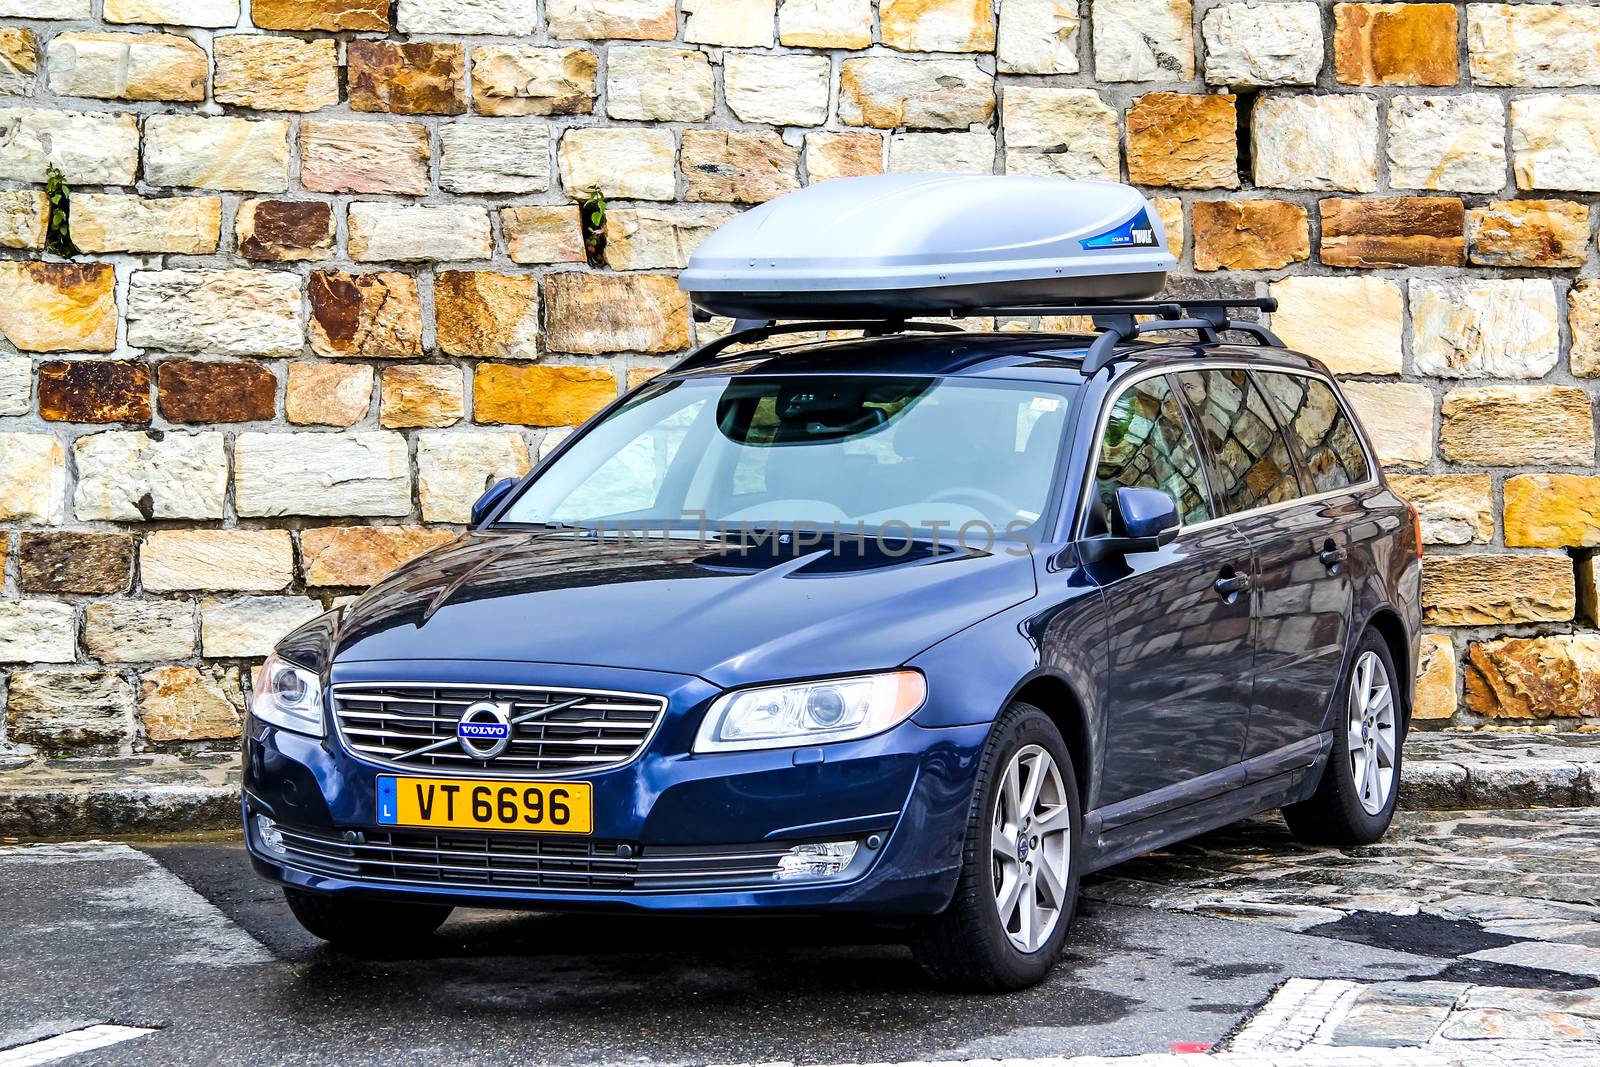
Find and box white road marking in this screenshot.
[0,1026,155,1066]
[0,841,272,967]
[0,841,131,865]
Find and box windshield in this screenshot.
[498,374,1076,541]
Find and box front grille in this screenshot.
[270,824,802,893]
[330,683,667,777]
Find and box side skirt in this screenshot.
[1079,732,1331,875]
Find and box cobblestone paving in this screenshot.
[712,810,1600,1067]
[1229,978,1600,1054]
[718,979,1600,1066]
[1084,808,1600,978]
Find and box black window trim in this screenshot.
[1165,371,1220,525]
[1165,368,1230,523]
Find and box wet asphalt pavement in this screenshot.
[0,830,1515,1066]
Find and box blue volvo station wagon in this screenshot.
[244,176,1422,989]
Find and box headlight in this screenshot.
[249,654,326,738]
[694,671,926,753]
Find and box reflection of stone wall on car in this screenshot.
[1176,370,1298,513]
[1095,378,1209,526]
[1257,373,1370,495]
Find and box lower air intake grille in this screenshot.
[269,824,808,893]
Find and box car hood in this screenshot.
[327,531,1037,687]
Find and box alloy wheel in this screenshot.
[1347,649,1397,816]
[990,744,1072,953]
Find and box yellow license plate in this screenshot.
[377,776,592,834]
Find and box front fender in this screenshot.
[910,552,1110,814]
[909,556,1104,741]
[908,600,1043,730]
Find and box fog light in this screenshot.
[255,814,288,858]
[774,840,859,881]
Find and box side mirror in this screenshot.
[1079,486,1180,563]
[470,477,516,526]
[1114,486,1180,541]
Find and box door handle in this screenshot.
[1214,571,1251,598]
[1315,538,1346,570]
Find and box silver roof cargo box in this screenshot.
[679,174,1175,320]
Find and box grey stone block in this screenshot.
[1399,760,1467,810]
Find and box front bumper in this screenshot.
[243,660,990,916]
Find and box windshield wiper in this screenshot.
[491,520,592,534]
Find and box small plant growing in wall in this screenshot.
[44,163,79,257]
[579,183,606,268]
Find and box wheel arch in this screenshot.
[1005,672,1094,810]
[1362,606,1413,727]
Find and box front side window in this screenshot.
[498,374,1077,539]
[1093,375,1211,527]
[1175,369,1303,515]
[1254,372,1372,493]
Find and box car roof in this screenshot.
[656,330,1326,387]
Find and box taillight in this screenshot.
[1406,499,1423,559]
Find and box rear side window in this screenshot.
[1174,369,1302,516]
[1094,376,1212,527]
[1254,372,1372,493]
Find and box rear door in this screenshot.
[1174,369,1356,759]
[1246,370,1375,752]
[1084,373,1254,805]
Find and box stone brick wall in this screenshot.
[1,0,1599,760]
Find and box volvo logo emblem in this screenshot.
[456,701,513,760]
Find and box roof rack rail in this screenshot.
[673,317,967,372]
[673,297,1281,377]
[1070,297,1282,376]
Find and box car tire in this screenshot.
[910,702,1081,991]
[283,887,452,951]
[1282,627,1404,846]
